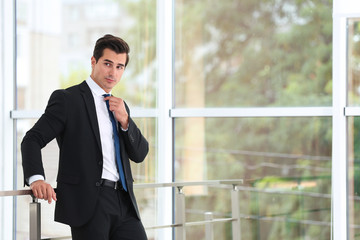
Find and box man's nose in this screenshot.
[108,66,115,76]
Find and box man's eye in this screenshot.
[105,63,111,67]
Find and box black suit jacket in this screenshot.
[21,81,149,227]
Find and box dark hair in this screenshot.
[93,34,130,66]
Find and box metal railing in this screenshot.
[0,179,243,240]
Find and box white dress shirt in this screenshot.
[28,77,120,185]
[86,77,120,182]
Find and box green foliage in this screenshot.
[174,0,333,239]
[176,0,332,107]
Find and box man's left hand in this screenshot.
[104,95,129,130]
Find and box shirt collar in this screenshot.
[86,76,110,97]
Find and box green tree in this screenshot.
[174,0,332,239]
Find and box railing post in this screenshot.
[175,186,186,240]
[231,184,241,240]
[29,196,41,240]
[205,212,214,240]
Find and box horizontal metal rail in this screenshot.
[0,189,32,197]
[134,179,243,189]
[1,179,342,240]
[186,217,237,227]
[0,180,243,240]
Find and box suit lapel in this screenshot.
[79,81,102,151]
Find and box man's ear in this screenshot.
[91,56,96,68]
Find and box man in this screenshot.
[21,34,149,240]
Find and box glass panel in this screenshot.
[175,0,333,107]
[16,0,157,110]
[348,117,360,239]
[16,0,157,236]
[174,117,332,239]
[348,19,360,106]
[16,117,156,238]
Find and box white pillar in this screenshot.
[332,1,349,239]
[156,0,174,239]
[0,0,15,239]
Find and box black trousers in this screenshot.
[71,186,147,240]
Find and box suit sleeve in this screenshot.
[119,102,149,163]
[21,90,67,185]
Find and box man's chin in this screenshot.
[104,82,116,90]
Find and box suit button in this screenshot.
[96,182,101,187]
[98,161,103,166]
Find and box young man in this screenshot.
[21,34,148,240]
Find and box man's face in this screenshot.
[90,48,127,93]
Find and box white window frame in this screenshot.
[2,0,356,239]
[332,13,348,240]
[333,0,360,238]
[0,0,15,239]
[156,0,174,239]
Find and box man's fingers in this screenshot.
[47,186,57,204]
[30,180,56,203]
[107,96,123,107]
[32,188,38,198]
[43,185,53,203]
[45,187,51,203]
[36,185,44,199]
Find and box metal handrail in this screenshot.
[134,179,243,189]
[0,179,243,240]
[0,189,32,197]
[0,179,243,196]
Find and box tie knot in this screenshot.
[103,94,111,98]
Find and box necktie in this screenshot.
[103,94,127,191]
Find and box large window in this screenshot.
[15,0,157,238]
[175,0,332,108]
[174,0,332,239]
[0,0,341,239]
[174,117,332,239]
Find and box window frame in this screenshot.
[1,0,355,239]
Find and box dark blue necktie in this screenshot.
[103,94,127,191]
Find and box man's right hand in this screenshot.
[30,180,57,204]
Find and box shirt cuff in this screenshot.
[121,123,129,131]
[28,175,45,185]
